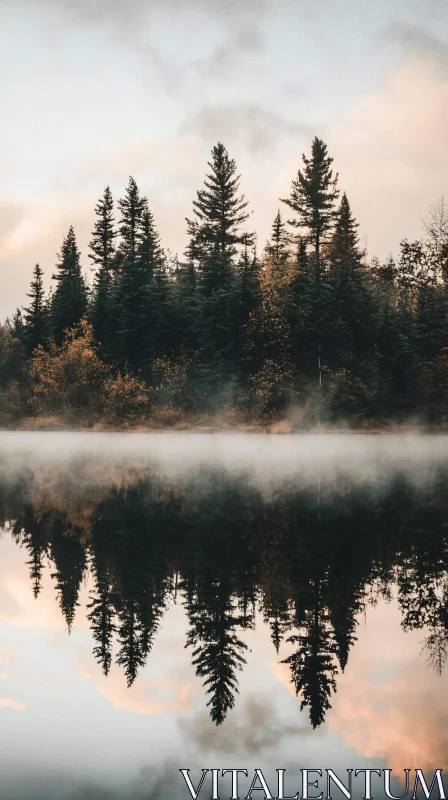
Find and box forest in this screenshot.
[1,136,448,428]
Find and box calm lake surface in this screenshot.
[1,432,448,800]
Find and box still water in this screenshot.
[1,432,448,800]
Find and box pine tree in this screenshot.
[51,226,87,344]
[185,580,248,725]
[87,566,116,676]
[185,143,254,399]
[282,584,338,728]
[236,238,261,357]
[267,210,290,265]
[50,521,87,631]
[137,208,164,278]
[186,142,252,292]
[137,208,174,366]
[328,192,360,262]
[116,597,146,686]
[113,177,150,368]
[118,177,147,270]
[326,195,373,373]
[281,137,339,260]
[22,264,49,356]
[89,187,117,349]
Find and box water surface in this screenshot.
[1,433,448,799]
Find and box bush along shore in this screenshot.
[2,137,448,430]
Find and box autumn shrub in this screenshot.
[29,319,109,418]
[103,370,150,424]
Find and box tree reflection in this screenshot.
[3,463,448,727]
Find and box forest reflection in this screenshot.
[1,457,448,730]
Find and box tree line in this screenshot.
[2,136,448,425]
[2,461,448,728]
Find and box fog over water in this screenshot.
[1,431,448,487]
[1,432,448,799]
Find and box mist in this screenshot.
[0,431,447,493]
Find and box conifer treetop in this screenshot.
[281,136,339,260]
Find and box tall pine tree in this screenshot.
[113,177,149,368]
[281,137,339,261]
[186,142,252,292]
[51,226,87,344]
[89,186,117,350]
[22,264,49,355]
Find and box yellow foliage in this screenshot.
[29,319,109,416]
[103,370,150,424]
[28,318,149,424]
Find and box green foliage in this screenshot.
[22,264,50,356]
[51,226,87,344]
[186,141,252,291]
[89,186,117,350]
[281,136,339,260]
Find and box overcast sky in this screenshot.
[0,0,448,318]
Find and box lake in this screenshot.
[0,432,448,800]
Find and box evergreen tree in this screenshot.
[328,192,360,262]
[281,137,339,260]
[137,208,164,278]
[282,584,338,728]
[186,141,252,292]
[185,143,254,400]
[22,264,49,356]
[326,195,374,384]
[116,597,146,686]
[138,209,174,366]
[89,187,117,349]
[51,226,87,344]
[267,210,290,265]
[50,521,87,630]
[118,177,147,269]
[185,579,248,725]
[87,565,116,676]
[113,177,150,368]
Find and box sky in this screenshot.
[1,0,448,318]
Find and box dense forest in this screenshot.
[2,459,448,728]
[1,136,448,427]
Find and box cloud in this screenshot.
[0,695,26,711]
[14,0,270,25]
[0,196,95,321]
[326,58,448,258]
[328,646,448,772]
[179,694,305,754]
[8,0,270,90]
[77,655,199,716]
[182,103,312,154]
[78,138,203,187]
[379,22,448,73]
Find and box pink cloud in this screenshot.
[329,59,448,258]
[77,656,198,716]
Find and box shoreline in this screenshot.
[1,418,448,435]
